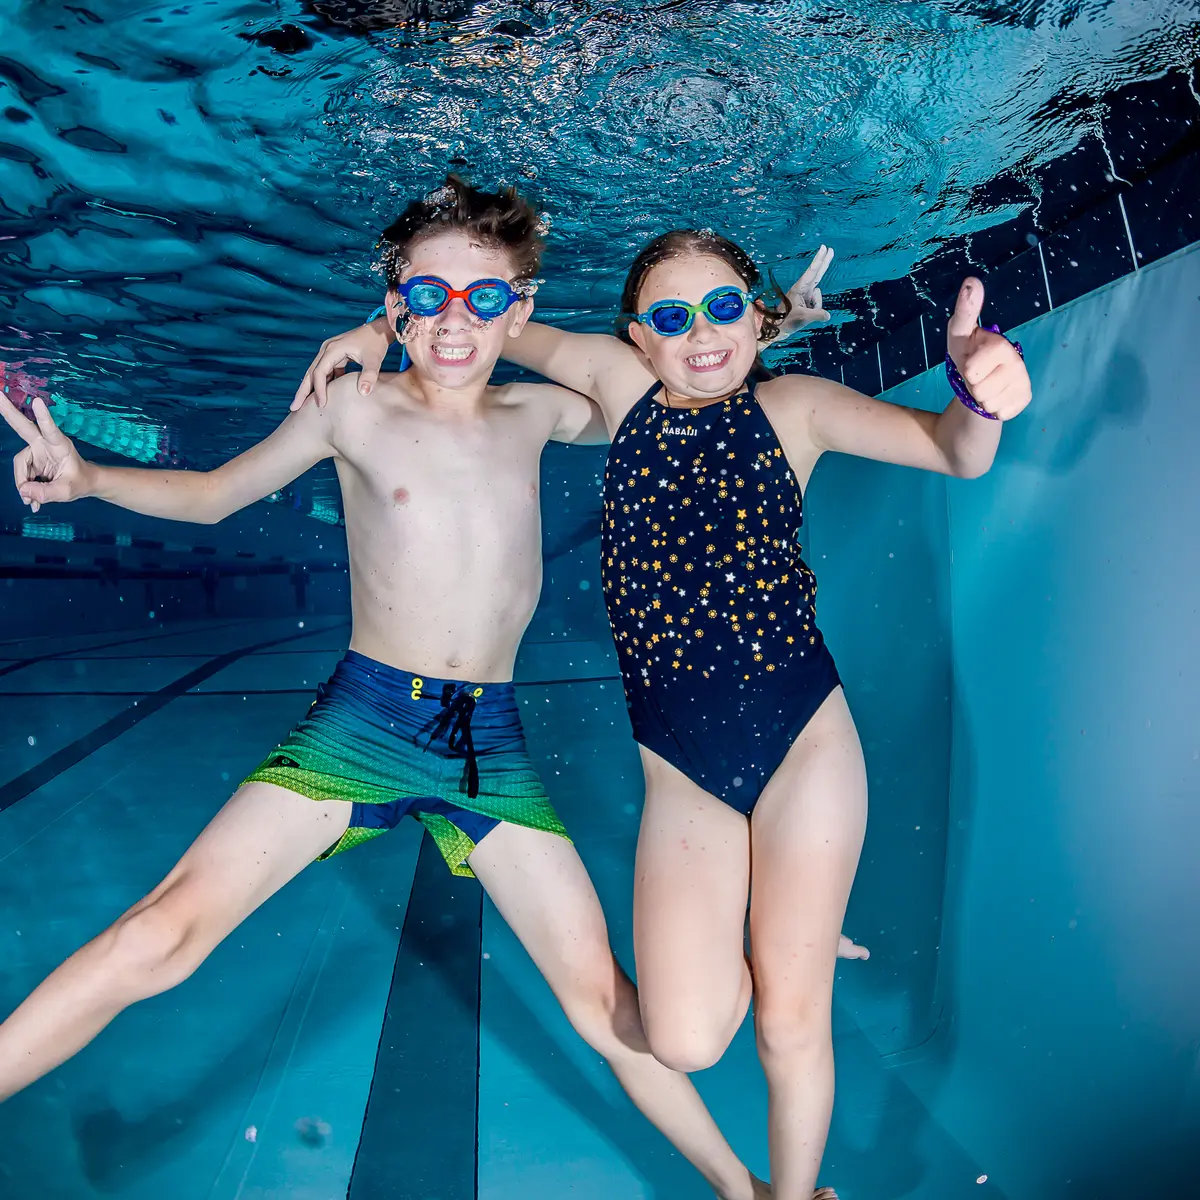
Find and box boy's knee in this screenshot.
[555,955,638,1053]
[105,888,211,997]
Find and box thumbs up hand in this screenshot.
[945,278,1032,421]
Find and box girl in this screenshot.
[296,208,1030,1198]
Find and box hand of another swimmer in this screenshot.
[946,277,1033,421]
[0,392,91,512]
[775,244,834,339]
[291,314,395,411]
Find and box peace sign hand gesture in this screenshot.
[0,393,91,513]
[786,244,834,325]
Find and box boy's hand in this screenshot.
[772,244,834,341]
[946,277,1032,421]
[292,316,394,411]
[1,393,91,512]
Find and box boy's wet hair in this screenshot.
[377,174,544,286]
[617,229,792,345]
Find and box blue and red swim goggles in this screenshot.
[633,285,753,337]
[396,276,526,320]
[368,277,528,372]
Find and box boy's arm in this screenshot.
[3,393,334,524]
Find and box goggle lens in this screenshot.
[707,291,747,321]
[468,284,511,316]
[406,281,450,314]
[651,305,692,335]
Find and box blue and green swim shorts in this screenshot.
[243,649,569,878]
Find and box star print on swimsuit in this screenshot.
[602,387,822,686]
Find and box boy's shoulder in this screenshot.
[486,377,570,408]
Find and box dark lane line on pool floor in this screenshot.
[0,621,350,814]
[348,832,482,1200]
[0,617,261,679]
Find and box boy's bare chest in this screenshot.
[339,409,542,509]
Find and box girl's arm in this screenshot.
[4,393,335,523]
[293,313,652,419]
[765,278,1030,478]
[501,320,647,407]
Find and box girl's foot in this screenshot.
[745,934,869,980]
[743,1179,837,1198]
[838,933,869,960]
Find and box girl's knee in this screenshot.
[639,964,750,1073]
[645,1018,735,1074]
[754,992,832,1062]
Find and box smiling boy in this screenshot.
[0,178,773,1200]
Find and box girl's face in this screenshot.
[627,253,764,402]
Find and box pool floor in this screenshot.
[0,617,994,1200]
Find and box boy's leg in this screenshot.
[468,822,764,1200]
[0,782,350,1103]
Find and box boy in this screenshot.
[0,178,773,1200]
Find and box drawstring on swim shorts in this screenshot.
[419,683,480,798]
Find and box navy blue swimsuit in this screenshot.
[600,380,841,813]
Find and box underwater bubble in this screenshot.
[245,1125,257,1143]
[295,1117,331,1146]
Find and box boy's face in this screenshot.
[386,230,533,390]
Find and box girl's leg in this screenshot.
[468,822,764,1200]
[631,747,755,1072]
[748,689,868,1200]
[0,782,350,1102]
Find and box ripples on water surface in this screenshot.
[0,0,1198,456]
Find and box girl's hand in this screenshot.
[1,394,91,512]
[946,278,1033,421]
[291,315,394,411]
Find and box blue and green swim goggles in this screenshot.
[634,286,753,337]
[395,275,526,320]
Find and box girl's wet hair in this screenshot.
[378,174,544,286]
[617,229,792,345]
